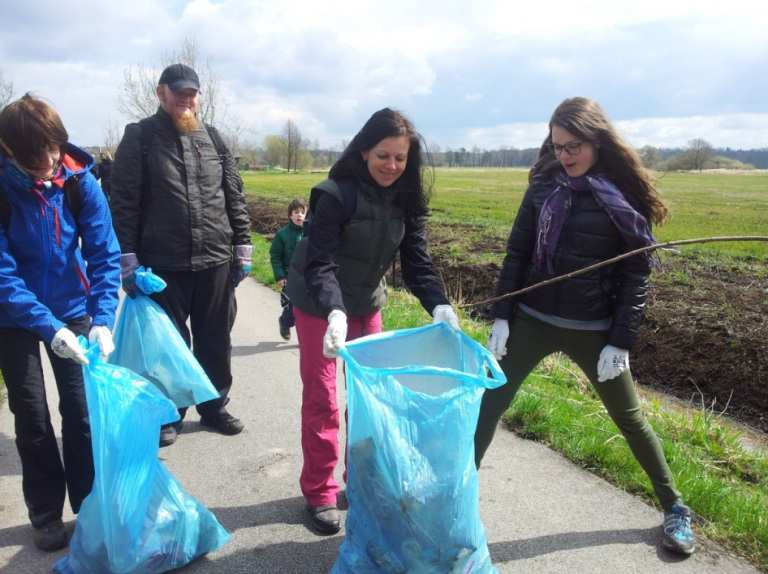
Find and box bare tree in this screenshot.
[687,138,714,171]
[118,37,223,126]
[283,119,302,172]
[638,145,661,169]
[103,119,122,155]
[0,70,13,109]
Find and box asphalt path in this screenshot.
[0,278,761,573]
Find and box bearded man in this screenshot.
[110,63,252,447]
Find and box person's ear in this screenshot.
[361,150,369,162]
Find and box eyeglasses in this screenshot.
[551,141,583,157]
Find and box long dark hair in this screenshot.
[329,108,432,216]
[530,97,668,225]
[0,93,68,169]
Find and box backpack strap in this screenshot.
[310,178,357,223]
[63,175,83,221]
[204,124,227,159]
[0,191,9,230]
[139,117,154,195]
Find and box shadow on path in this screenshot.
[232,342,298,357]
[0,519,73,573]
[489,525,688,564]
[182,538,342,574]
[210,496,309,532]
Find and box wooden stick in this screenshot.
[459,236,768,309]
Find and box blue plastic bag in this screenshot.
[54,340,230,574]
[110,267,219,408]
[333,322,506,574]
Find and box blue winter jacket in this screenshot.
[0,143,121,343]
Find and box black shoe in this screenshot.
[200,410,244,435]
[33,519,67,552]
[159,423,179,448]
[306,505,341,535]
[279,320,291,341]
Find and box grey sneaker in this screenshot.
[663,503,695,555]
[159,421,182,447]
[33,519,67,552]
[307,505,341,535]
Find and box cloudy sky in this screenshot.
[1,0,766,150]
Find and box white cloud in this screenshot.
[0,0,765,150]
[460,114,768,150]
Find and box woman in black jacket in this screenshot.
[286,108,458,535]
[474,97,696,556]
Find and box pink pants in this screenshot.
[294,307,382,507]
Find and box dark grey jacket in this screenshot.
[287,177,449,318]
[493,175,650,350]
[110,108,251,271]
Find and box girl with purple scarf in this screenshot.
[473,97,696,556]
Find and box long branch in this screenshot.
[459,236,768,309]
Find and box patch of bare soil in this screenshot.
[634,258,768,434]
[248,197,768,434]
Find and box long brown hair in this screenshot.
[0,93,68,169]
[530,97,668,225]
[329,107,433,217]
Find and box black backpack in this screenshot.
[0,174,83,230]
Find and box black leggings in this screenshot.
[474,311,681,511]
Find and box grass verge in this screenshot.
[508,359,768,570]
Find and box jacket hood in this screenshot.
[59,142,95,176]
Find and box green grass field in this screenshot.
[243,168,768,260]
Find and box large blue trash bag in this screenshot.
[332,322,506,574]
[110,266,219,408]
[54,340,230,574]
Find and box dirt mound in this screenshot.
[247,197,768,434]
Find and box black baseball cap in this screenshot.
[158,63,200,92]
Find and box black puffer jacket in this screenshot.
[493,174,650,349]
[110,108,251,271]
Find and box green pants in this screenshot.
[474,311,681,510]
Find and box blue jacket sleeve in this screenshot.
[0,225,65,342]
[76,172,121,329]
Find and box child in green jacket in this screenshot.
[270,198,307,340]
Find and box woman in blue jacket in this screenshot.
[0,94,120,551]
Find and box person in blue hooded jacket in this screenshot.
[0,93,121,552]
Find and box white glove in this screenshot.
[323,309,348,358]
[597,344,630,382]
[432,304,460,330]
[51,328,89,365]
[487,318,510,361]
[89,325,115,359]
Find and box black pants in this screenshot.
[279,288,295,330]
[150,262,235,419]
[0,316,92,528]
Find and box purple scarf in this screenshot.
[534,172,656,273]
